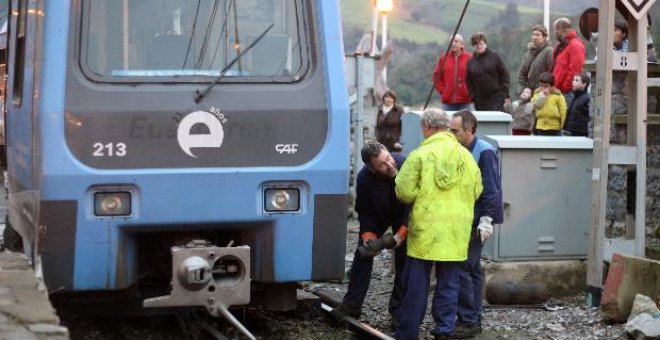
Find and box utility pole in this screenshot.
[544,0,550,32]
[587,0,654,307]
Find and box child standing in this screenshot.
[562,72,591,136]
[532,72,567,136]
[504,87,534,135]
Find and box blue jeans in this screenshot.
[395,257,462,339]
[442,102,475,112]
[342,238,407,317]
[457,235,483,326]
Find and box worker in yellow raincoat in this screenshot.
[394,108,482,340]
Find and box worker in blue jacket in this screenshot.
[331,142,410,331]
[449,110,504,339]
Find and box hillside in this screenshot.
[340,0,598,50]
[338,0,621,106]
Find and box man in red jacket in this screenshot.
[552,18,586,109]
[433,34,475,111]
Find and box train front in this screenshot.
[38,0,349,319]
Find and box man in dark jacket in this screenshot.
[552,18,586,108]
[450,111,504,339]
[563,72,590,136]
[466,32,510,111]
[331,142,410,330]
[518,24,554,96]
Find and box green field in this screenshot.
[340,0,448,44]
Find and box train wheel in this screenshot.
[2,217,23,252]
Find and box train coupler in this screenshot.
[143,240,254,339]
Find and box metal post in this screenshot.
[587,0,614,307]
[544,0,550,32]
[632,15,648,257]
[381,13,388,82]
[370,4,379,55]
[353,54,365,187]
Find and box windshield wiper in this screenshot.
[194,23,274,104]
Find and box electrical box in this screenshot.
[400,111,512,155]
[481,136,594,261]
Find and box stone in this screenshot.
[546,323,565,332]
[625,313,660,339]
[628,294,660,322]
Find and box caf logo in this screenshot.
[177,111,224,158]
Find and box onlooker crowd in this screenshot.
[430,18,590,139]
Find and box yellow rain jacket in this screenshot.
[395,132,483,261]
[532,87,567,131]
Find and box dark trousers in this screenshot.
[474,95,505,111]
[563,91,574,110]
[534,129,560,136]
[512,129,531,135]
[395,258,462,339]
[457,236,484,326]
[342,238,407,316]
[561,130,588,137]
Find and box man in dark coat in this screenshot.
[466,32,510,111]
[450,111,504,339]
[331,142,410,331]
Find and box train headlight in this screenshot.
[94,191,132,216]
[264,188,300,212]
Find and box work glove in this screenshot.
[357,232,382,257]
[477,216,494,243]
[392,225,408,248]
[358,238,382,258]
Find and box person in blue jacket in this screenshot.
[449,110,504,339]
[331,142,410,331]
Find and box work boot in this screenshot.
[329,303,361,319]
[454,322,483,339]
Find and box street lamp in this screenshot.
[377,0,393,51]
[376,0,393,82]
[376,0,393,13]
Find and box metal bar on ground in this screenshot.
[314,289,395,340]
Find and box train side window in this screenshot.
[12,0,27,107]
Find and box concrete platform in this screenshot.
[0,250,69,340]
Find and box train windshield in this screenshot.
[81,0,308,81]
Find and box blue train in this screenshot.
[3,0,349,331]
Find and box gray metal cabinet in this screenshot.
[482,136,593,261]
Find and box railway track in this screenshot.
[57,287,396,340]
